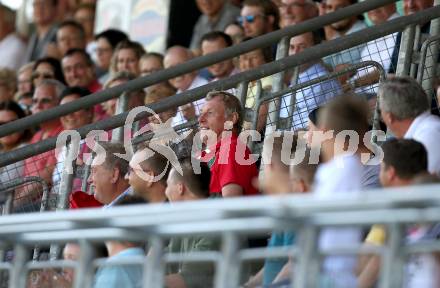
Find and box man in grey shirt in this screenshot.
[190,0,240,50]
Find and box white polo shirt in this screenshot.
[314,153,364,288]
[404,112,440,175]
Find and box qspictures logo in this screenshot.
[56,107,386,182]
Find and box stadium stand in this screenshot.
[0,0,440,287]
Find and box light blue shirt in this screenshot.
[94,247,144,288]
[279,63,342,130]
[263,232,295,285]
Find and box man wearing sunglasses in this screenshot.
[239,0,279,38]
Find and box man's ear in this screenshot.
[387,166,397,182]
[178,183,184,196]
[230,111,239,127]
[382,111,394,125]
[111,167,120,184]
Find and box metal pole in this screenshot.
[73,240,95,288]
[395,25,416,76]
[286,66,300,130]
[215,232,241,288]
[144,236,164,288]
[1,8,440,168]
[409,25,421,78]
[9,244,28,288]
[378,224,405,288]
[420,5,440,106]
[237,81,249,107]
[371,66,388,143]
[112,92,129,142]
[293,225,318,288]
[48,139,80,260]
[0,0,400,139]
[266,37,289,134]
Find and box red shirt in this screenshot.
[24,124,64,179]
[86,79,108,121]
[208,133,259,196]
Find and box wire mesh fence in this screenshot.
[256,61,387,133]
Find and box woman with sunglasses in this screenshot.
[32,57,66,88]
[0,101,33,184]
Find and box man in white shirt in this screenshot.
[163,46,208,126]
[379,76,440,175]
[313,96,370,287]
[0,5,26,70]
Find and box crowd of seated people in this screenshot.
[0,0,439,287]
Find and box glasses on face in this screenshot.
[32,72,54,80]
[32,98,53,106]
[237,14,265,25]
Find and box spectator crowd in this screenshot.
[0,0,439,287]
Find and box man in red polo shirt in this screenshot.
[198,90,259,197]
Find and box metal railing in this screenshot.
[0,0,399,140]
[0,185,440,287]
[1,5,439,170]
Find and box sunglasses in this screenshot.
[32,98,53,105]
[237,14,265,25]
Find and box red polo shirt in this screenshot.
[208,133,259,197]
[87,79,108,121]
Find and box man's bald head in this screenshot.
[163,46,193,68]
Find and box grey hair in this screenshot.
[206,90,243,132]
[37,79,66,100]
[97,141,129,177]
[378,76,429,120]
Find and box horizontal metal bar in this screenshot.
[239,246,298,261]
[1,184,440,228]
[0,0,398,140]
[93,256,145,267]
[0,263,11,270]
[26,260,76,270]
[164,251,220,264]
[16,228,149,244]
[2,5,438,168]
